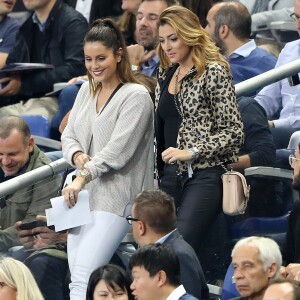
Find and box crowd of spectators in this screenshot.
[1,0,300,299]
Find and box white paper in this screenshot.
[45,208,54,226]
[50,190,92,232]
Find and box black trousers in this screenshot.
[160,165,223,252]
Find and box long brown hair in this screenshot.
[157,6,229,76]
[84,18,149,97]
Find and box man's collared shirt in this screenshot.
[155,228,177,244]
[32,13,47,32]
[141,55,159,77]
[229,39,256,59]
[0,16,20,54]
[75,0,93,23]
[166,285,186,300]
[255,39,300,128]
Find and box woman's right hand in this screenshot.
[74,152,91,170]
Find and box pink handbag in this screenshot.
[221,170,250,215]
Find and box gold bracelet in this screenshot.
[72,151,83,164]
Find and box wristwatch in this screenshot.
[188,147,200,160]
[79,169,92,184]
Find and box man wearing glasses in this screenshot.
[255,0,300,148]
[126,189,209,300]
[280,145,300,282]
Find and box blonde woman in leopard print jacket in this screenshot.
[155,6,244,261]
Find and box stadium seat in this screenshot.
[227,167,293,245]
[20,114,50,138]
[221,264,238,300]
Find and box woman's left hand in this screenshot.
[162,147,192,164]
[62,176,85,208]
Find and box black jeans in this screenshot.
[160,165,223,252]
[177,166,223,254]
[159,164,182,210]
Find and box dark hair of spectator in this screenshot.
[134,189,176,234]
[86,264,133,300]
[213,2,251,40]
[180,0,214,27]
[129,243,181,287]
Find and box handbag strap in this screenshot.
[231,171,251,200]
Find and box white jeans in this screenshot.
[67,209,131,300]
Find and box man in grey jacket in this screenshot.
[0,116,60,252]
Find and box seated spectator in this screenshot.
[127,189,209,299]
[86,264,133,300]
[251,6,294,44]
[0,0,88,121]
[0,116,61,253]
[229,97,286,217]
[14,215,68,300]
[64,0,122,25]
[180,0,222,28]
[129,243,198,300]
[288,131,300,149]
[0,257,44,300]
[239,0,294,15]
[205,1,277,96]
[117,0,141,46]
[0,0,20,69]
[231,236,282,300]
[263,278,300,300]
[255,0,300,148]
[279,147,300,281]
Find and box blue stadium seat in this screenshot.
[221,264,238,300]
[19,114,50,138]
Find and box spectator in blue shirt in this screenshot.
[0,0,20,69]
[205,1,277,96]
[255,0,300,148]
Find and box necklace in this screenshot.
[174,67,184,119]
[101,80,121,94]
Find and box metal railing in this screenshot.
[1,57,300,196]
[0,158,70,197]
[235,57,300,97]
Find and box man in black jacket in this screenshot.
[63,0,122,24]
[0,0,88,119]
[127,189,209,300]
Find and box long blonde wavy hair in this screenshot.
[157,5,229,76]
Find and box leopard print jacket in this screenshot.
[155,62,244,174]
